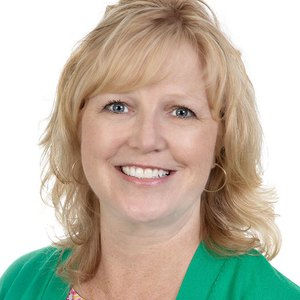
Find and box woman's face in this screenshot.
[80,42,219,224]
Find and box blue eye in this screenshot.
[104,101,128,113]
[172,107,196,118]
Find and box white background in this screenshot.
[0,0,299,285]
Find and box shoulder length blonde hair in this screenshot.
[40,0,281,285]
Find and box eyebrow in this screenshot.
[106,91,207,103]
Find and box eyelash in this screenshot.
[171,105,196,119]
[102,100,128,113]
[102,100,196,119]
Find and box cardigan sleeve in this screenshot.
[177,242,300,300]
[208,250,300,300]
[0,247,70,300]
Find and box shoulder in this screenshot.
[0,246,71,300]
[178,243,300,299]
[211,249,300,299]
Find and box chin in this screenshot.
[122,204,173,224]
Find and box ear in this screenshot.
[212,122,225,169]
[77,99,88,143]
[79,98,86,110]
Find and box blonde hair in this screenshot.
[40,0,281,285]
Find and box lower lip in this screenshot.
[116,168,175,186]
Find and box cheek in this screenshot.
[80,116,128,172]
[80,115,108,179]
[81,122,108,164]
[81,117,97,159]
[80,117,122,197]
[171,122,218,167]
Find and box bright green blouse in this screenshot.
[1,242,299,299]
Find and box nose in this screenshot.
[127,113,167,153]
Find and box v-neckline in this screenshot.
[63,242,227,300]
[176,242,226,299]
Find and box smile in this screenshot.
[121,166,170,179]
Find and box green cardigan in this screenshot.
[1,242,299,299]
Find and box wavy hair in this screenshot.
[40,0,281,285]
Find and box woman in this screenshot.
[0,0,299,299]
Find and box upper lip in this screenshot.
[117,164,176,171]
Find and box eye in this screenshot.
[104,101,129,114]
[171,106,196,119]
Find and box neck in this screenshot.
[101,201,201,254]
[90,202,201,298]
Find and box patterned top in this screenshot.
[67,288,86,300]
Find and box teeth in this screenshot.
[121,166,170,179]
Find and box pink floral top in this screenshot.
[66,288,86,300]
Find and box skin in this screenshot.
[79,42,219,299]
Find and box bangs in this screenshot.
[88,28,186,97]
[82,26,224,121]
[69,2,227,120]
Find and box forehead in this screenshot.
[89,38,204,97]
[160,42,204,85]
[130,42,206,101]
[93,44,206,104]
